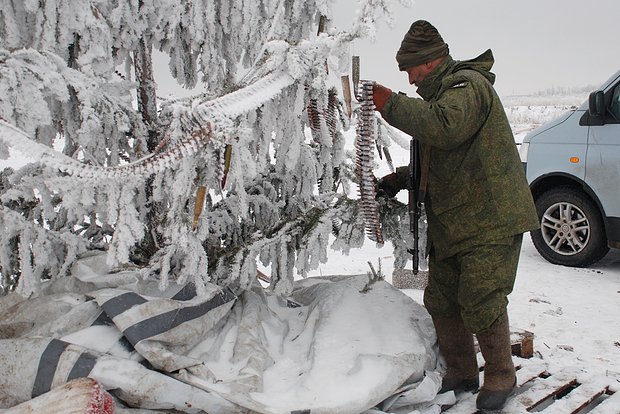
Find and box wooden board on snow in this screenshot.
[442,357,617,414]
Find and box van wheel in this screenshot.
[530,186,609,267]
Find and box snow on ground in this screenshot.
[512,234,620,379]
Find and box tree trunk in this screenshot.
[134,37,159,151]
[133,37,162,264]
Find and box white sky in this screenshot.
[332,0,620,97]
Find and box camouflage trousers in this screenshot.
[423,234,523,333]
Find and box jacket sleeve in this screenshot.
[380,81,490,150]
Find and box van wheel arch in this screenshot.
[530,185,609,267]
[530,174,605,215]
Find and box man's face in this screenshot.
[404,62,433,86]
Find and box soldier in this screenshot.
[373,20,539,411]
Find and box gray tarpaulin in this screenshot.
[0,252,449,413]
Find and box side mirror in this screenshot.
[588,90,605,117]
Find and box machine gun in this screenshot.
[408,138,430,275]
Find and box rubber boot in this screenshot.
[432,316,480,394]
[476,312,517,411]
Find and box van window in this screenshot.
[611,85,620,121]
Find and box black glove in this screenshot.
[376,172,402,199]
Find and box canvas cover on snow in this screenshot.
[0,252,447,413]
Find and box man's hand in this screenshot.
[376,172,402,198]
[373,83,392,112]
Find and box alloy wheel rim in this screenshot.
[540,201,590,256]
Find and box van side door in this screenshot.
[584,82,620,241]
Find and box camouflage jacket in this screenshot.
[380,49,539,259]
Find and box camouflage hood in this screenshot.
[453,49,496,84]
[417,49,496,100]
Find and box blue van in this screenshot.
[519,69,620,267]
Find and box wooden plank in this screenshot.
[588,389,620,414]
[440,360,616,414]
[506,369,578,411]
[441,357,548,413]
[511,329,534,359]
[514,357,548,386]
[538,380,610,414]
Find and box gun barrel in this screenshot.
[412,218,419,275]
[409,138,421,274]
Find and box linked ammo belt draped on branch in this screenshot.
[0,70,295,180]
[356,80,384,246]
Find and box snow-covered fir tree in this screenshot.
[0,0,417,297]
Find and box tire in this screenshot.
[530,186,609,267]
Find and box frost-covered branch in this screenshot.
[0,0,414,296]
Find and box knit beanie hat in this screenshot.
[396,20,449,70]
